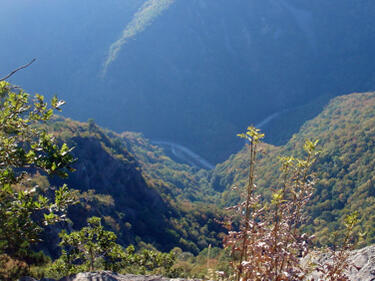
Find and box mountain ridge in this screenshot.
[2,0,375,162]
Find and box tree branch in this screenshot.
[0,58,36,82]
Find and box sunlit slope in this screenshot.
[211,92,375,245]
[103,0,175,75]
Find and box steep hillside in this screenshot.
[211,92,375,246]
[40,117,223,255]
[29,91,375,258]
[2,0,375,162]
[120,132,214,202]
[44,92,375,250]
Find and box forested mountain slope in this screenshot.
[39,117,223,256]
[44,91,375,252]
[2,0,375,162]
[18,88,375,265]
[211,92,375,245]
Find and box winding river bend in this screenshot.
[151,140,215,170]
[151,109,288,169]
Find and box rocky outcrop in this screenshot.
[304,245,375,281]
[347,246,375,280]
[20,271,201,281]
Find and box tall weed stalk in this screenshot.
[223,127,319,281]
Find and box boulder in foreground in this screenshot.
[20,271,201,281]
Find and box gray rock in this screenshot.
[304,244,375,281]
[19,272,201,281]
[346,245,375,281]
[57,272,200,281]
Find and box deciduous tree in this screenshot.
[0,81,76,280]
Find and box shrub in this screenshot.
[223,126,357,281]
[47,216,178,278]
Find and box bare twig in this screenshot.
[0,58,36,81]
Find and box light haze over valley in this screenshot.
[1,0,375,163]
[4,1,375,280]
